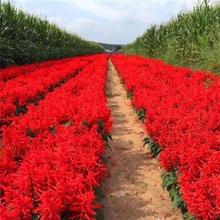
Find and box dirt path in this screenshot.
[102,60,181,220]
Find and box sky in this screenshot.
[5,0,220,44]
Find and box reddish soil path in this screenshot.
[102,60,181,220]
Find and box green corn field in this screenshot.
[0,2,104,67]
[123,0,220,74]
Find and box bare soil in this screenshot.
[102,60,181,220]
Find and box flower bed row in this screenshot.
[112,54,220,220]
[0,58,63,82]
[0,55,96,126]
[0,55,111,219]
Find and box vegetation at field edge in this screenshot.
[123,0,220,75]
[0,2,104,67]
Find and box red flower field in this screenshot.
[0,55,111,219]
[0,54,219,219]
[112,54,220,219]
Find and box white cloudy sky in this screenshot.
[5,0,220,44]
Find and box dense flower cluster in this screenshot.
[112,54,220,220]
[0,55,111,219]
[0,59,60,82]
[0,56,95,126]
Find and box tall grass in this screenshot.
[0,2,104,67]
[123,1,220,74]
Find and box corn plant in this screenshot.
[123,1,220,74]
[0,2,104,67]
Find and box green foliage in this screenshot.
[96,119,112,149]
[143,137,161,157]
[136,108,146,122]
[162,172,185,209]
[132,104,146,122]
[143,137,195,218]
[123,1,220,75]
[102,133,112,149]
[94,187,105,220]
[162,172,196,220]
[126,90,133,99]
[95,209,104,220]
[0,2,104,67]
[196,33,220,73]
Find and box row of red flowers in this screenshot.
[0,57,77,82]
[0,55,111,219]
[112,54,220,220]
[0,55,96,126]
